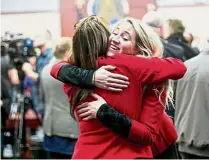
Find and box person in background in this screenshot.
[184,32,200,55]
[142,11,185,62]
[41,37,79,159]
[22,30,54,142]
[22,30,54,115]
[163,19,198,60]
[175,37,209,159]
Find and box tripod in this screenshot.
[10,92,42,158]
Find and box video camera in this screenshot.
[1,32,36,70]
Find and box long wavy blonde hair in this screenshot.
[116,17,174,108]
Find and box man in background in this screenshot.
[41,37,79,159]
[22,30,54,142]
[175,37,209,159]
[163,19,198,60]
[142,11,185,62]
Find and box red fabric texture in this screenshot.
[128,83,178,157]
[50,54,186,158]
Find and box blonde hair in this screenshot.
[117,17,174,109]
[118,17,163,57]
[167,19,185,35]
[54,37,72,59]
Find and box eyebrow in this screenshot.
[124,30,131,36]
[113,28,131,35]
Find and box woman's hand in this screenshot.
[93,65,129,92]
[77,93,106,121]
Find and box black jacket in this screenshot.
[163,40,186,62]
[167,33,198,60]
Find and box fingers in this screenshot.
[77,107,89,114]
[83,116,94,121]
[109,73,129,81]
[77,102,89,110]
[106,82,128,89]
[108,78,129,85]
[101,65,115,70]
[107,87,123,92]
[91,93,102,100]
[79,111,91,118]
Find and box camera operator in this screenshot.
[22,30,53,116]
[21,31,54,142]
[1,33,30,158]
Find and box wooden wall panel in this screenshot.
[60,0,77,37]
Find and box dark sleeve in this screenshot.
[96,85,164,145]
[96,103,132,138]
[50,61,96,88]
[58,65,95,88]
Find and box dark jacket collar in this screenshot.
[167,33,188,44]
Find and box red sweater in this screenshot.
[51,54,186,158]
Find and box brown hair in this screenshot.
[69,16,110,118]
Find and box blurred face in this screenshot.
[108,21,138,55]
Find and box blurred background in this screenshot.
[1,0,209,159]
[1,0,209,39]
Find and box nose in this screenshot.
[112,35,120,44]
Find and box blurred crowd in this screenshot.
[1,6,209,159]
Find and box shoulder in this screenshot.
[42,63,52,73]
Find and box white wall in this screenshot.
[1,13,61,39]
[1,0,59,13]
[157,0,209,7]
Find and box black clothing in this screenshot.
[156,143,179,159]
[97,103,131,138]
[58,65,95,89]
[1,55,12,90]
[167,33,198,60]
[1,76,11,128]
[163,40,186,62]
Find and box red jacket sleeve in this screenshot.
[50,61,69,79]
[107,54,187,85]
[128,83,165,145]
